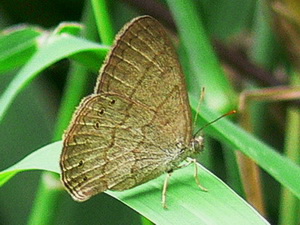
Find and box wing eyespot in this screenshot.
[94,121,101,129]
[98,109,105,116]
[78,160,83,167]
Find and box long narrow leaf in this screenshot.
[0,27,41,73]
[0,35,108,122]
[0,141,268,225]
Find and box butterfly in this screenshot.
[60,15,206,208]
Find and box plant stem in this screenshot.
[279,70,300,225]
[237,0,280,216]
[91,0,114,45]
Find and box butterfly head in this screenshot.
[191,135,205,154]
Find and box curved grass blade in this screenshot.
[0,141,268,225]
[0,34,109,122]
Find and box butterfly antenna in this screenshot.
[194,110,237,137]
[193,87,206,130]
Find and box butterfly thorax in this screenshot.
[165,135,204,172]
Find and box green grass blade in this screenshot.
[0,34,108,122]
[0,141,268,225]
[190,98,300,200]
[112,165,268,225]
[0,27,41,73]
[0,142,61,181]
[91,0,114,44]
[167,0,237,112]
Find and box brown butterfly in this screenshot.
[60,15,206,208]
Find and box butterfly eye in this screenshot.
[110,99,116,105]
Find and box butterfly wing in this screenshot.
[95,16,191,138]
[61,89,189,201]
[60,16,192,201]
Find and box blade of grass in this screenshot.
[0,141,269,225]
[279,71,300,225]
[279,106,300,225]
[0,141,61,178]
[0,27,42,73]
[189,99,300,200]
[91,0,114,44]
[250,0,281,70]
[166,0,237,112]
[27,172,63,225]
[239,0,281,215]
[0,34,108,123]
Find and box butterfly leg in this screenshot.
[192,158,208,191]
[176,160,193,169]
[162,172,172,209]
[173,158,207,191]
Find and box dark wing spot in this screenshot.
[78,160,83,167]
[98,109,105,116]
[94,122,101,129]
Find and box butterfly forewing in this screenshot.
[95,17,191,121]
[60,16,193,201]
